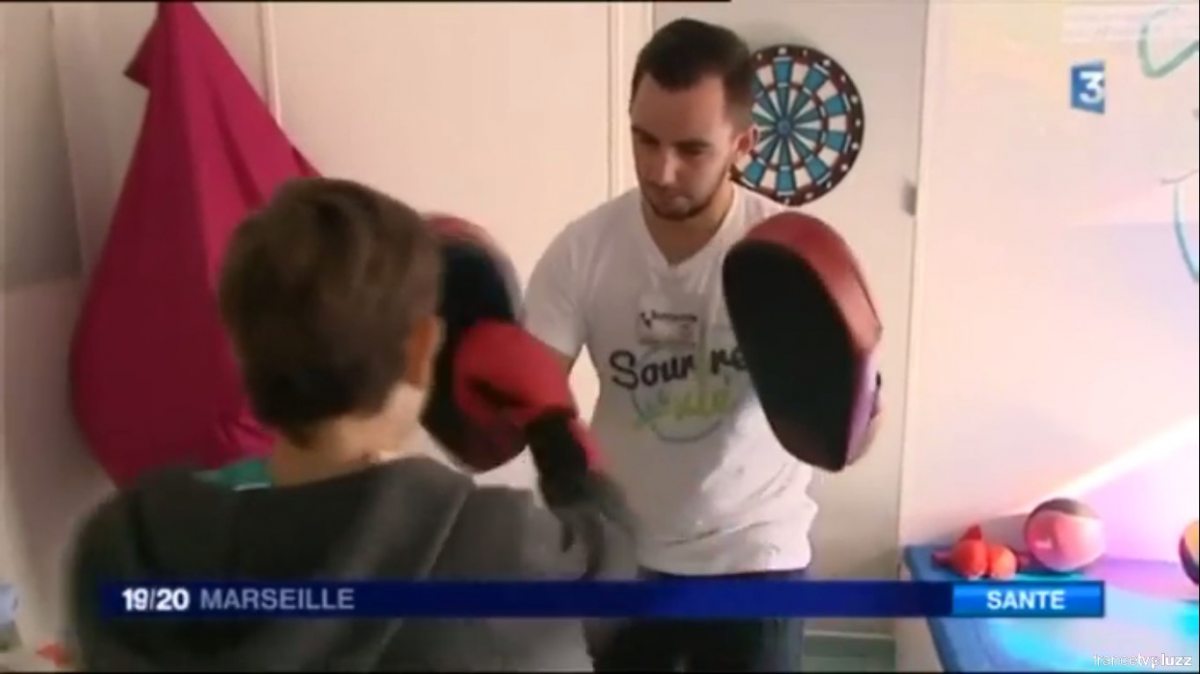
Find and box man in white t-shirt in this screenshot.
[523,18,816,671]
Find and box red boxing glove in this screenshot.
[420,214,526,473]
[452,320,602,476]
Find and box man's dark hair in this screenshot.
[218,177,442,446]
[630,18,756,123]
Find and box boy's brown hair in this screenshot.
[218,178,443,446]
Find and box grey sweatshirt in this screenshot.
[66,455,637,671]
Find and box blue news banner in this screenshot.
[102,580,1104,620]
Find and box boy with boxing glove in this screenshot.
[66,178,636,671]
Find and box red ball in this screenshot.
[950,540,989,579]
[1023,498,1105,573]
[988,543,1018,580]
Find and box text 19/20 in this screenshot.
[121,587,191,613]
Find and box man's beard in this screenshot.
[644,171,729,222]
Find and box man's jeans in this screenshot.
[593,567,809,672]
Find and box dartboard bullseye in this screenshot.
[732,44,866,206]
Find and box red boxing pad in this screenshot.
[419,214,527,472]
[722,212,882,472]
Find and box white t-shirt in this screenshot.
[523,184,817,575]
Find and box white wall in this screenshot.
[900,1,1199,556]
[1,2,114,643]
[1,0,10,606]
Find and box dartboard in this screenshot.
[732,45,865,205]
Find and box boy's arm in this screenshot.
[444,472,635,664]
[452,471,635,584]
[525,469,637,581]
[64,494,156,671]
[451,321,637,576]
